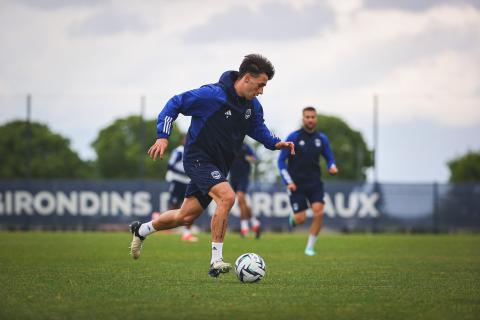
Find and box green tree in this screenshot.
[316,114,373,181]
[448,150,480,182]
[0,120,91,178]
[92,115,184,179]
[255,114,373,183]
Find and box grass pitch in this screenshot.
[0,231,479,320]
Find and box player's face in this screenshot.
[302,110,317,131]
[243,73,268,100]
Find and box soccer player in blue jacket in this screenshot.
[278,106,338,256]
[229,143,261,238]
[129,54,295,277]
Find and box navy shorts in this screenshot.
[288,183,325,213]
[230,176,249,193]
[168,181,188,208]
[184,158,228,209]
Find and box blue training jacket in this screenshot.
[278,128,336,186]
[157,71,280,174]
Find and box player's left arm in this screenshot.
[247,100,294,154]
[277,132,297,187]
[320,133,338,175]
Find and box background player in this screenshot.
[277,106,338,256]
[229,142,261,238]
[165,137,198,242]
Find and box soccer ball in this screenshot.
[234,253,266,283]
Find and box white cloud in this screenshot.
[0,0,479,181]
[68,8,147,37]
[370,51,480,126]
[182,2,335,42]
[362,0,480,12]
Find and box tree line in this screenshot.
[1,115,476,182]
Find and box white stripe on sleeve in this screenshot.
[281,169,293,184]
[163,116,172,134]
[167,117,172,134]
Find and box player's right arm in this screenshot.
[149,85,222,160]
[244,144,257,163]
[148,138,168,160]
[277,131,297,191]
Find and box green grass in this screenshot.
[0,231,479,320]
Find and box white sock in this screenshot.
[138,221,156,237]
[183,227,191,236]
[306,234,318,251]
[240,220,249,231]
[211,242,223,264]
[250,217,260,228]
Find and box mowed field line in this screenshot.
[0,232,479,320]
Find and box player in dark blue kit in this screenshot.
[129,54,295,277]
[278,107,338,256]
[229,143,261,238]
[165,139,198,242]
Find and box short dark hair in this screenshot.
[303,106,317,114]
[239,54,275,80]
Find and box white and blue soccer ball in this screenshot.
[234,253,266,283]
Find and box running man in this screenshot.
[277,106,338,256]
[129,54,295,277]
[229,142,261,238]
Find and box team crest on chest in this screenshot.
[315,138,321,147]
[299,140,305,146]
[245,108,251,119]
[211,171,221,179]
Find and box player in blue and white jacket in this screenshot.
[278,106,338,256]
[229,143,261,238]
[164,141,198,242]
[129,54,295,278]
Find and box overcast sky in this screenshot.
[1,0,479,183]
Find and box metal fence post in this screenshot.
[433,182,439,233]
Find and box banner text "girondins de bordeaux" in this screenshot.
[0,190,379,219]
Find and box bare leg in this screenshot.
[294,211,307,225]
[305,202,324,256]
[207,182,235,276]
[309,202,324,236]
[209,182,236,243]
[237,191,251,236]
[152,197,204,231]
[237,191,252,220]
[130,197,204,260]
[169,203,197,241]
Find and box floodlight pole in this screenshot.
[26,94,32,180]
[139,95,146,179]
[373,94,379,183]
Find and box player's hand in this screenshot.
[287,183,297,192]
[148,138,168,160]
[328,165,338,175]
[275,141,295,155]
